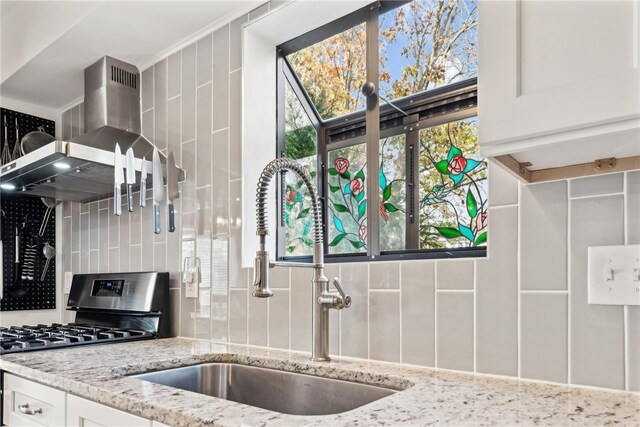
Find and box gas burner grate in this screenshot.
[0,323,154,354]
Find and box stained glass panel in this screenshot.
[379,135,406,252]
[418,117,487,249]
[283,81,317,256]
[327,144,367,254]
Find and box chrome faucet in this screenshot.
[253,158,351,362]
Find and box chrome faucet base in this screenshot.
[252,158,351,362]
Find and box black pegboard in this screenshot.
[1,108,56,311]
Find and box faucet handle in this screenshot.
[332,278,351,309]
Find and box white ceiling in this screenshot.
[0,0,261,109]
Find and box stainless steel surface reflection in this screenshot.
[132,363,397,415]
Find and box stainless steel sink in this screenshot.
[132,363,398,415]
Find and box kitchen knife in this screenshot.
[114,143,124,216]
[125,147,136,212]
[166,151,179,233]
[152,148,164,234]
[140,156,148,208]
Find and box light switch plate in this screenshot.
[64,272,73,294]
[588,244,640,305]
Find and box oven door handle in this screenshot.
[18,403,43,415]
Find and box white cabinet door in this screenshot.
[478,0,639,163]
[67,394,151,427]
[3,373,67,427]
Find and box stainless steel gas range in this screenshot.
[0,271,172,354]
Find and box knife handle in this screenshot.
[153,203,161,234]
[168,203,175,233]
[140,180,147,207]
[114,186,122,216]
[127,184,134,212]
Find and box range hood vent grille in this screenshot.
[111,65,137,89]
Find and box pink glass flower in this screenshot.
[349,178,364,195]
[447,155,467,175]
[334,157,349,174]
[359,225,368,241]
[474,210,488,231]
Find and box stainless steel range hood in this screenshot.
[0,56,184,203]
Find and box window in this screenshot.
[277,0,484,262]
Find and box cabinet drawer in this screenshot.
[67,394,150,427]
[3,373,66,427]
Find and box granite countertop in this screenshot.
[0,338,638,426]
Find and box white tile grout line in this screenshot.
[623,171,629,391]
[569,191,625,201]
[436,289,474,293]
[567,179,572,384]
[367,263,371,360]
[473,259,477,373]
[517,181,522,378]
[434,261,438,368]
[398,263,403,363]
[520,289,569,294]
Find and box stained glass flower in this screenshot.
[379,201,389,222]
[359,225,368,241]
[433,145,481,185]
[349,178,365,195]
[334,157,349,174]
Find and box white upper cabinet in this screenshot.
[478,0,639,173]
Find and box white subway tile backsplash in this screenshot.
[488,161,518,206]
[154,59,167,152]
[437,292,474,372]
[181,44,197,143]
[290,267,312,352]
[340,263,368,359]
[268,290,290,349]
[626,171,640,244]
[167,97,181,164]
[141,67,154,111]
[248,294,268,346]
[230,15,248,72]
[229,289,248,344]
[369,262,399,289]
[570,173,623,197]
[476,206,518,376]
[521,293,567,383]
[401,261,435,366]
[196,34,213,86]
[370,291,400,363]
[570,195,625,389]
[213,25,230,132]
[168,51,181,99]
[229,71,242,180]
[628,307,640,392]
[521,181,567,290]
[196,83,213,187]
[436,259,473,290]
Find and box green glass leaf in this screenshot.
[355,169,365,181]
[384,203,398,212]
[297,207,310,219]
[459,224,474,241]
[329,233,347,246]
[466,190,477,218]
[436,227,463,239]
[350,240,365,249]
[329,185,340,193]
[328,168,338,176]
[355,190,365,202]
[358,200,366,219]
[301,236,313,246]
[475,231,487,245]
[434,160,449,175]
[333,204,349,213]
[341,171,351,180]
[382,184,392,202]
[287,245,296,253]
[447,145,462,161]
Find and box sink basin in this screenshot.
[132,363,398,415]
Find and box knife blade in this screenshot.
[140,156,148,208]
[152,148,165,234]
[125,148,136,212]
[166,152,179,233]
[114,143,124,216]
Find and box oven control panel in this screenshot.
[91,279,125,297]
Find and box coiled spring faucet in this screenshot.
[253,158,351,361]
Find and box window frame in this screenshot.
[276,0,485,263]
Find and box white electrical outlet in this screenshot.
[588,245,640,305]
[64,272,73,294]
[182,256,200,299]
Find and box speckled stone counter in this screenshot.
[0,338,638,426]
